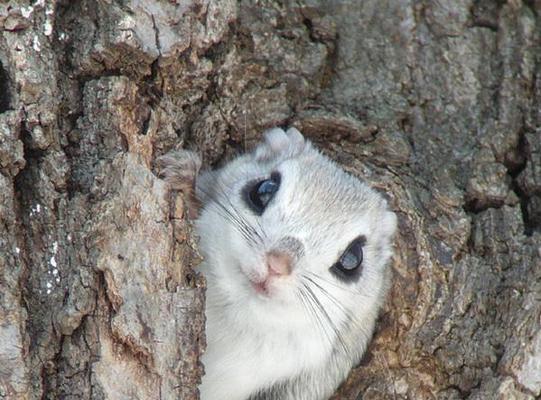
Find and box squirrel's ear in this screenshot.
[381,209,397,239]
[254,127,308,162]
[156,150,202,219]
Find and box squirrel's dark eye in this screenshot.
[244,172,281,215]
[330,236,365,282]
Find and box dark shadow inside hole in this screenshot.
[0,61,12,113]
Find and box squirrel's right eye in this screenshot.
[244,172,281,215]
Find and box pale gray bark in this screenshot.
[0,0,540,399]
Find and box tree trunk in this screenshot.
[1,0,539,399]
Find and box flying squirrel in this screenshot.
[158,127,397,400]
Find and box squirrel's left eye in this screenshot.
[330,236,365,281]
[244,172,281,215]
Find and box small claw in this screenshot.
[156,149,202,218]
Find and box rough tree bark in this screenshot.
[0,0,540,399]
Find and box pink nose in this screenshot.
[266,250,292,276]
